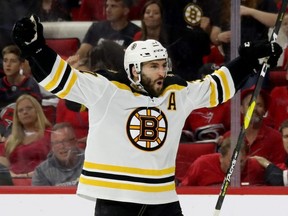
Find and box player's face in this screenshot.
[141,59,167,97]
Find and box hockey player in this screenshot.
[12,15,282,216]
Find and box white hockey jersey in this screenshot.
[38,54,235,204]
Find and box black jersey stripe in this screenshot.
[82,169,175,184]
[51,64,72,94]
[211,74,223,104]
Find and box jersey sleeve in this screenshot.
[184,65,235,111]
[29,45,114,107]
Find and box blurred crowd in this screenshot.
[1,0,288,187]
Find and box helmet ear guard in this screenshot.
[124,39,168,85]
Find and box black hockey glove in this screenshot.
[238,40,282,70]
[12,14,45,57]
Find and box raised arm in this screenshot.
[11,15,111,106]
[240,5,277,28]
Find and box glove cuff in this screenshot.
[225,56,258,91]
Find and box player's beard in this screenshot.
[141,74,164,97]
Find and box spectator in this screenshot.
[0,94,52,178]
[0,45,42,138]
[12,13,282,215]
[215,0,278,63]
[252,119,288,186]
[180,136,265,186]
[89,39,125,72]
[133,0,168,46]
[0,45,42,109]
[212,1,278,89]
[161,0,221,81]
[266,80,288,130]
[75,0,141,60]
[68,40,125,72]
[32,122,84,186]
[31,0,72,21]
[228,85,286,165]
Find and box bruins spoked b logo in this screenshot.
[127,107,168,151]
[184,3,203,26]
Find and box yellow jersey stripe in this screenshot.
[215,69,230,102]
[209,80,217,106]
[44,58,66,91]
[57,71,78,98]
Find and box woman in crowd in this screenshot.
[133,0,168,46]
[0,94,52,178]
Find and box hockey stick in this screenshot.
[213,1,288,215]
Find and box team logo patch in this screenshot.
[184,3,203,26]
[126,107,168,151]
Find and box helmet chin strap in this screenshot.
[129,70,148,94]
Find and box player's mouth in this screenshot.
[156,80,163,87]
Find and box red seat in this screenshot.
[12,178,32,186]
[42,105,57,125]
[45,38,80,59]
[175,141,217,182]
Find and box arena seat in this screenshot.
[45,38,80,59]
[175,141,217,182]
[12,178,32,186]
[42,21,141,42]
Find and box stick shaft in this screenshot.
[213,1,288,214]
